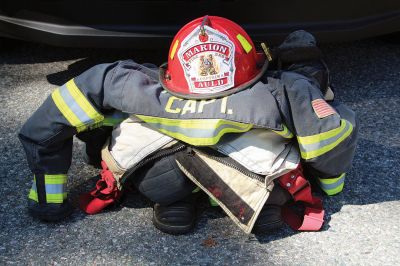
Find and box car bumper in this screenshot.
[0,11,399,48]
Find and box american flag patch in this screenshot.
[312,99,337,118]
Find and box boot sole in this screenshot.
[28,206,74,222]
[152,208,195,235]
[252,219,284,234]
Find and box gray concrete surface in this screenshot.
[0,39,399,265]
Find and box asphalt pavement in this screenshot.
[0,38,399,265]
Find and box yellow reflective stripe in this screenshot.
[155,124,251,146]
[29,189,38,202]
[297,119,353,160]
[209,197,219,207]
[170,39,179,60]
[52,88,86,132]
[101,112,128,126]
[44,174,67,185]
[272,125,294,139]
[236,34,252,53]
[51,79,103,132]
[102,118,124,126]
[136,115,249,130]
[322,182,344,196]
[46,193,67,203]
[300,121,353,159]
[319,173,346,196]
[29,175,67,203]
[298,119,347,145]
[29,190,66,203]
[192,187,201,193]
[319,173,345,185]
[136,115,252,145]
[66,79,104,125]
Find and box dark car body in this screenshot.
[1,0,400,48]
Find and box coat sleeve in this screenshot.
[279,71,358,196]
[18,60,138,203]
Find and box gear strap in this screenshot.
[279,165,324,231]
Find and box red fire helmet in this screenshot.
[159,15,268,99]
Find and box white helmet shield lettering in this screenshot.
[178,25,236,94]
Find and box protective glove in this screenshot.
[275,30,322,64]
[274,30,334,100]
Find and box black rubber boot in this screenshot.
[252,204,284,233]
[252,184,291,234]
[132,155,196,206]
[152,195,197,235]
[28,199,74,222]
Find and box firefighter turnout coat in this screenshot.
[19,60,358,210]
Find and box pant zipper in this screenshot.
[121,143,186,184]
[121,144,267,185]
[189,147,266,183]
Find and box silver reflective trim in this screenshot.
[299,121,351,153]
[30,183,66,194]
[59,84,94,124]
[319,177,345,190]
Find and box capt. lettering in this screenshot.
[164,96,233,115]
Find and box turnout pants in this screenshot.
[102,116,300,232]
[101,117,195,205]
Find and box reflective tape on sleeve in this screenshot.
[51,79,104,132]
[136,115,252,146]
[272,125,294,139]
[297,119,353,159]
[318,173,345,196]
